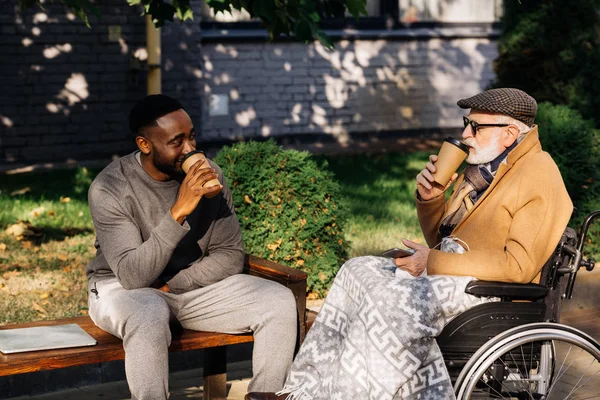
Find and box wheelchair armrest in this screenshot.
[465,280,549,300]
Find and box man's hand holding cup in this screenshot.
[171,151,223,224]
[417,137,469,201]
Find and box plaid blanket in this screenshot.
[280,256,489,400]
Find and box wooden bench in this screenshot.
[0,254,308,399]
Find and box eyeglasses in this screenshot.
[463,116,509,136]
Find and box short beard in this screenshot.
[464,134,504,165]
[152,150,183,178]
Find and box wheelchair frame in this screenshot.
[437,211,600,399]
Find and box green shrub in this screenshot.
[494,0,600,126]
[74,167,94,195]
[214,140,349,295]
[536,102,600,255]
[536,103,599,204]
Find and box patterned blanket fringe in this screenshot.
[276,386,311,400]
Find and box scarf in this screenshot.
[439,142,518,238]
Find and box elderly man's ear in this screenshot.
[503,124,520,148]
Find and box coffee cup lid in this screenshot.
[181,150,205,164]
[444,137,469,154]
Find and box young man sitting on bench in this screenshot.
[86,94,297,400]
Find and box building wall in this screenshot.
[200,36,498,144]
[0,1,498,164]
[0,0,203,164]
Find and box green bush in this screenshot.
[214,140,349,295]
[536,103,599,203]
[494,0,600,126]
[536,102,600,255]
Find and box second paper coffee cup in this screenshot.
[181,150,222,198]
[432,137,469,186]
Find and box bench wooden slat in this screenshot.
[0,316,253,377]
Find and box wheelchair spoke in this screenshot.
[563,359,600,400]
[545,344,573,395]
[507,348,535,398]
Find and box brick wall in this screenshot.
[200,37,498,144]
[0,0,498,165]
[0,0,204,164]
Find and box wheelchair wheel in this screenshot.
[454,323,600,399]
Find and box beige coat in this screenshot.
[416,126,573,283]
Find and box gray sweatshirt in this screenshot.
[85,151,245,294]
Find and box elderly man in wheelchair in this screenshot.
[246,88,600,400]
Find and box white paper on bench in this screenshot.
[0,324,97,354]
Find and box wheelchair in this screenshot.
[437,211,600,399]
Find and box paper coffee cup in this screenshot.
[181,150,222,198]
[432,137,469,186]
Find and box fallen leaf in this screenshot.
[0,282,5,289]
[266,238,283,251]
[0,243,6,251]
[47,211,56,216]
[40,293,50,299]
[5,223,33,237]
[2,270,21,280]
[54,284,70,292]
[57,254,68,261]
[22,241,33,249]
[41,300,49,306]
[296,259,305,267]
[29,206,46,218]
[32,301,47,314]
[60,196,71,203]
[63,266,71,273]
[307,292,320,300]
[80,309,88,315]
[244,194,252,204]
[78,211,83,217]
[11,187,31,196]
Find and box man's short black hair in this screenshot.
[129,94,184,137]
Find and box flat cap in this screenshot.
[457,88,537,127]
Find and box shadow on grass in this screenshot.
[0,168,101,203]
[33,226,95,244]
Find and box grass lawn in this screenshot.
[0,168,99,324]
[319,152,429,257]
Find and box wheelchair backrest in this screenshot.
[539,226,578,322]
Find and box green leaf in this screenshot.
[315,31,334,49]
[345,0,367,18]
[174,0,194,21]
[294,19,313,43]
[207,0,232,14]
[18,0,40,12]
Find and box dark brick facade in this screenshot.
[0,0,498,165]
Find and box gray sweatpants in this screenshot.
[88,274,297,400]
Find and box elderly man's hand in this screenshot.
[416,154,458,201]
[393,239,430,277]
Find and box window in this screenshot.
[201,0,384,22]
[399,0,503,24]
[199,0,502,34]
